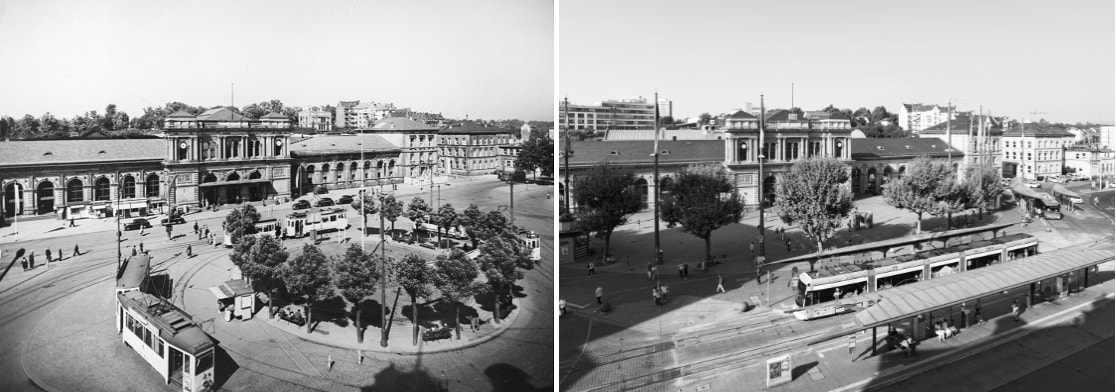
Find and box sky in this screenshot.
[0,0,554,121]
[560,0,1115,124]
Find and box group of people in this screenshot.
[933,318,960,342]
[652,281,669,306]
[20,245,78,271]
[886,327,917,356]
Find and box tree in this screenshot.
[774,157,855,269]
[514,137,554,179]
[223,204,262,245]
[282,244,333,333]
[475,236,532,325]
[380,195,405,240]
[659,164,745,261]
[789,107,805,119]
[394,253,435,346]
[351,193,379,235]
[332,244,380,343]
[103,104,118,131]
[698,113,712,126]
[16,114,39,139]
[230,235,289,318]
[457,204,485,249]
[241,103,267,119]
[963,166,1003,221]
[406,197,432,237]
[433,249,484,340]
[881,157,959,234]
[434,204,458,248]
[572,162,642,256]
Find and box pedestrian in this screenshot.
[187,245,193,257]
[835,286,842,300]
[653,286,661,306]
[470,314,480,331]
[587,261,596,276]
[750,242,755,256]
[678,263,685,278]
[848,334,856,361]
[139,242,144,253]
[683,262,689,279]
[139,224,145,236]
[131,246,137,256]
[118,230,123,242]
[559,299,566,317]
[651,264,659,280]
[69,218,75,227]
[193,222,199,235]
[659,282,669,303]
[57,248,63,261]
[785,238,791,252]
[755,260,763,284]
[45,248,52,263]
[20,257,27,271]
[595,286,603,305]
[716,274,726,293]
[788,266,798,287]
[72,243,80,256]
[961,302,970,328]
[1011,299,1020,321]
[647,262,653,280]
[204,225,210,238]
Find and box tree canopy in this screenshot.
[332,244,381,343]
[881,157,962,234]
[433,249,484,340]
[223,204,262,245]
[379,194,405,239]
[571,162,643,256]
[476,236,532,324]
[282,244,334,333]
[394,252,435,345]
[773,157,855,255]
[515,136,554,178]
[659,164,745,260]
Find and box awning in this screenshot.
[198,179,270,188]
[854,247,1113,329]
[208,286,232,300]
[1052,184,1082,200]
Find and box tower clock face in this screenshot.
[275,139,283,146]
[180,142,188,149]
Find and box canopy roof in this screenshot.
[116,255,151,291]
[773,223,1014,265]
[854,247,1113,329]
[1051,184,1081,199]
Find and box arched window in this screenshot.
[249,171,262,180]
[737,140,749,162]
[226,172,240,182]
[350,162,358,180]
[335,163,345,182]
[147,174,161,198]
[66,179,84,203]
[364,161,372,179]
[122,175,136,199]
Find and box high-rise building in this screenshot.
[559,97,673,132]
[335,100,398,129]
[898,103,956,134]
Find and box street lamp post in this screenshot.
[652,91,662,264]
[757,94,768,301]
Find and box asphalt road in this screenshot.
[990,336,1114,392]
[0,176,554,392]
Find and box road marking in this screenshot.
[566,302,589,309]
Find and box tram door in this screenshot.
[169,348,185,385]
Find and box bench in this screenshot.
[279,310,306,327]
[422,326,452,342]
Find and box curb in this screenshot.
[259,299,524,356]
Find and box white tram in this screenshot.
[793,233,1038,320]
[223,218,282,247]
[115,255,217,391]
[521,230,541,262]
[284,208,348,238]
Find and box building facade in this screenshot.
[1100,125,1115,150]
[297,108,334,131]
[559,97,673,132]
[897,103,956,134]
[335,101,397,129]
[362,117,441,184]
[920,114,1003,178]
[1000,122,1075,180]
[723,110,854,206]
[288,134,403,195]
[1064,147,1115,180]
[849,138,961,196]
[162,108,294,208]
[439,124,516,177]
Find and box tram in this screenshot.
[223,218,283,247]
[283,208,348,238]
[521,230,541,262]
[794,233,1038,320]
[114,255,217,391]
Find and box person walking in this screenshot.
[750,242,755,257]
[716,275,726,293]
[678,263,685,278]
[193,222,199,235]
[20,257,27,271]
[57,248,63,261]
[186,244,193,258]
[204,225,210,239]
[1011,299,1020,321]
[73,243,80,256]
[651,264,659,280]
[68,218,75,228]
[139,224,146,236]
[131,246,137,257]
[788,266,798,287]
[755,261,763,284]
[587,261,596,276]
[470,314,480,331]
[139,242,144,253]
[595,286,603,305]
[785,238,792,252]
[647,263,653,280]
[653,286,661,306]
[28,252,35,269]
[45,249,52,264]
[683,262,689,279]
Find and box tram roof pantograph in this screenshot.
[116,255,151,292]
[854,247,1114,329]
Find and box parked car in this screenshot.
[314,186,329,195]
[337,195,354,205]
[124,218,152,231]
[315,197,335,207]
[1027,181,1042,188]
[292,200,311,210]
[1048,176,1065,184]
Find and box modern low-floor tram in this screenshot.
[794,233,1038,320]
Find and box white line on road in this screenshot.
[566,302,589,309]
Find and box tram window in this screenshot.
[184,356,191,373]
[144,328,154,349]
[126,314,134,331]
[196,352,213,373]
[156,339,164,358]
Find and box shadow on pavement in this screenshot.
[792,360,818,381]
[212,345,239,390]
[484,363,551,392]
[359,363,449,392]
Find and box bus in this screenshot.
[1033,198,1063,220]
[114,255,217,391]
[284,208,348,238]
[223,218,283,247]
[794,233,1038,320]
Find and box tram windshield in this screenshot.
[196,351,213,373]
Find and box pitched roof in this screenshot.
[367,117,440,131]
[288,134,400,155]
[604,129,723,141]
[850,138,960,160]
[260,112,287,120]
[195,107,247,122]
[1002,122,1075,138]
[567,140,724,166]
[0,139,164,166]
[167,110,195,118]
[727,110,756,119]
[439,123,514,135]
[921,115,1004,135]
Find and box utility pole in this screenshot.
[757,94,767,280]
[946,100,953,162]
[562,97,571,215]
[653,91,662,264]
[509,179,515,226]
[378,189,389,348]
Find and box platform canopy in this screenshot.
[771,223,1015,265]
[854,247,1114,329]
